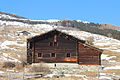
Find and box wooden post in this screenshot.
[33,42,35,63]
[77,41,79,64]
[97,66,100,79]
[22,72,24,80]
[7,70,10,80]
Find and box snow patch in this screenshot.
[109,60,116,62]
[104,66,120,70]
[101,54,116,60]
[46,19,60,22]
[43,74,56,78]
[100,73,106,75]
[99,76,111,79]
[0,71,4,74]
[76,20,90,23]
[0,40,26,49]
[0,52,21,63]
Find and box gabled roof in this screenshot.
[27,29,103,52]
[27,29,85,43]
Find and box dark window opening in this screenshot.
[51,53,56,57]
[54,42,58,46]
[38,53,42,57]
[66,53,71,57]
[49,42,58,46]
[29,43,32,49]
[49,42,53,46]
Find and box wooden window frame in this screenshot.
[28,42,32,49]
[49,42,53,46]
[66,53,71,57]
[38,53,43,58]
[54,42,58,46]
[49,42,58,46]
[51,53,56,57]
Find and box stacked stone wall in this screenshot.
[33,63,101,74]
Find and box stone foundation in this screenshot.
[33,63,102,74]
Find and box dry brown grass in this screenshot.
[26,77,83,80]
[101,69,120,76]
[24,77,109,80]
[103,50,120,62]
[77,71,98,78]
[2,61,15,68]
[96,45,111,48]
[103,50,120,56]
[7,45,26,50]
[27,63,51,74]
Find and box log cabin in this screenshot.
[27,29,102,65]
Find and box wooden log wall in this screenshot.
[32,33,77,63]
[27,30,102,65]
[78,42,101,65]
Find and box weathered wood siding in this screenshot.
[28,32,77,63]
[78,42,101,65]
[27,30,102,65]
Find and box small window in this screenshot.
[29,43,32,49]
[49,42,58,46]
[38,53,42,57]
[54,42,58,46]
[49,42,53,46]
[51,53,56,57]
[66,53,71,57]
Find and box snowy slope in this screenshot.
[0,11,27,19]
[0,25,120,62]
[0,12,59,27]
[0,12,90,27]
[0,11,120,79]
[0,23,119,80]
[31,19,60,23]
[0,12,120,63]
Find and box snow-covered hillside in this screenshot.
[0,11,90,27]
[0,25,120,62]
[0,25,120,79]
[0,12,27,20]
[0,11,120,79]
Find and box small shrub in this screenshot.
[3,62,15,68]
[15,61,27,71]
[28,62,51,74]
